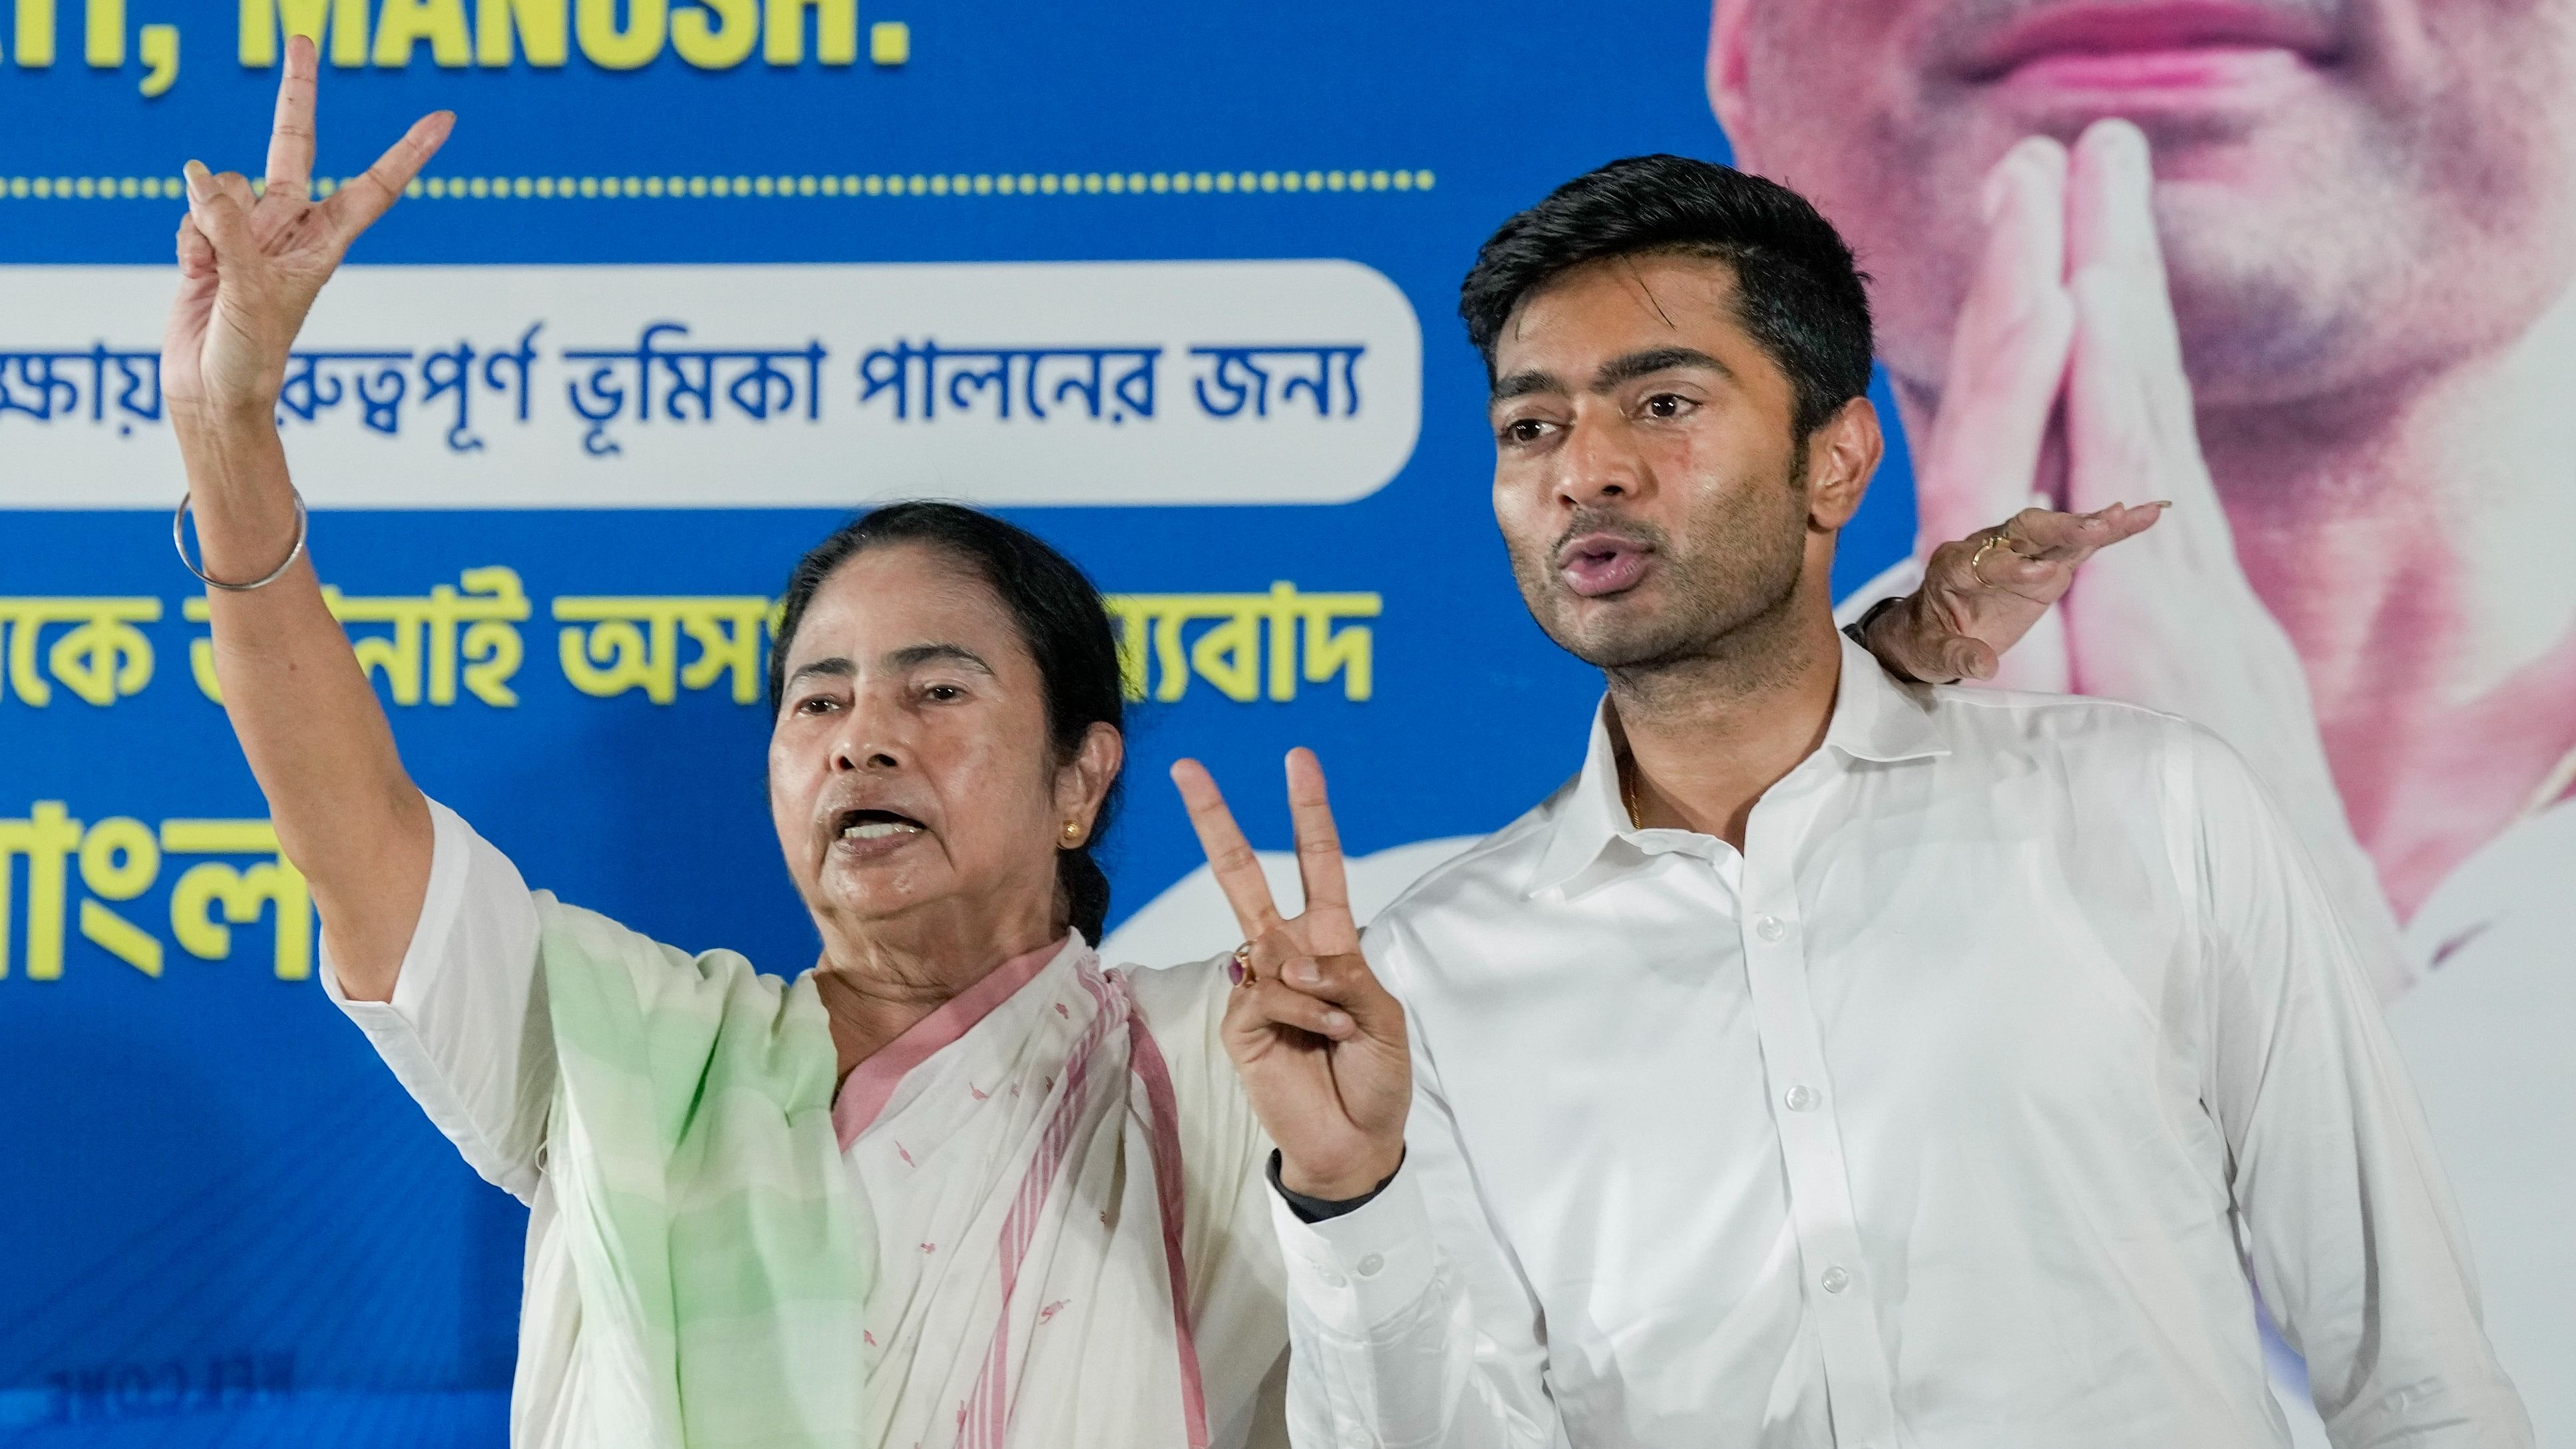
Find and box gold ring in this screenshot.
[1230,941,1256,987]
[1968,534,2018,588]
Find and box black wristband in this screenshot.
[1846,594,1939,685]
[1268,1148,1403,1224]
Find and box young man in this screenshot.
[1179,156,2529,1447]
[1708,5,2576,1414]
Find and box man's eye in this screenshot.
[1643,393,1692,419]
[795,695,838,715]
[924,683,966,704]
[1501,418,1551,444]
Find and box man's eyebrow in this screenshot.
[889,642,996,675]
[1591,347,1732,392]
[1491,369,1566,403]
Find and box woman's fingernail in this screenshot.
[1322,1011,1352,1034]
[183,160,208,200]
[1287,960,1321,987]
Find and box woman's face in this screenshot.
[767,542,1119,956]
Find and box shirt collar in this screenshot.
[1820,631,1950,767]
[1525,633,1948,897]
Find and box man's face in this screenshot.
[1709,0,2576,406]
[1488,254,1867,671]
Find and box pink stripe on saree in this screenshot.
[953,954,1212,1449]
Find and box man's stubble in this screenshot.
[1508,451,1818,709]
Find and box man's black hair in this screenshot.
[1459,154,1875,439]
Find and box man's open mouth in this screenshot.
[1557,532,1656,599]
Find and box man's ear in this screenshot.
[1057,722,1125,842]
[1805,394,1884,531]
[1708,0,1764,172]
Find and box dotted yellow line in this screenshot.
[3,175,188,199]
[0,169,1437,202]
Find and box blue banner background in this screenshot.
[0,3,1919,1442]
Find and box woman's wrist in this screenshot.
[171,392,280,441]
[171,419,305,578]
[172,403,287,485]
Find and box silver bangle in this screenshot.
[174,488,308,592]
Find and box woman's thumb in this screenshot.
[183,160,257,260]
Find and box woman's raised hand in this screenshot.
[156,33,451,1004]
[1172,749,1411,1201]
[165,34,450,423]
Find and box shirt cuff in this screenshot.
[1268,1153,1441,1341]
[1268,1148,1402,1223]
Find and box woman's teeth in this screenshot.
[843,820,922,841]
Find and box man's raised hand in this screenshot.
[165,34,450,423]
[1172,748,1410,1201]
[1864,501,2165,685]
[1900,134,2082,690]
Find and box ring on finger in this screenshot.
[1968,534,2021,588]
[1230,941,1256,988]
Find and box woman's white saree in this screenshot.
[512,898,1286,1449]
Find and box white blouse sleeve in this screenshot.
[320,796,552,1203]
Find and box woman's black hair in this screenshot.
[767,501,1124,944]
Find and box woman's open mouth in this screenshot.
[835,808,926,849]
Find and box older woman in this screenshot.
[163,40,2123,1449]
[173,47,1286,1448]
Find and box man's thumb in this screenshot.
[1944,638,1998,684]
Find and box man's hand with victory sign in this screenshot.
[165,34,450,427]
[1173,749,1411,1201]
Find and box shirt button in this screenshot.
[1754,914,1786,942]
[1821,1265,1851,1294]
[1356,1253,1385,1277]
[1783,1084,1820,1112]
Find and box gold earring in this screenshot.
[1061,819,1083,845]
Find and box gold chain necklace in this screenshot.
[1619,753,1644,830]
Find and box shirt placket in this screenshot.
[1738,773,1902,1448]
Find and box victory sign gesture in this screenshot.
[1173,749,1411,1201]
[165,34,451,423]
[156,38,453,984]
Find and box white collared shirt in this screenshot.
[1272,636,2529,1449]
